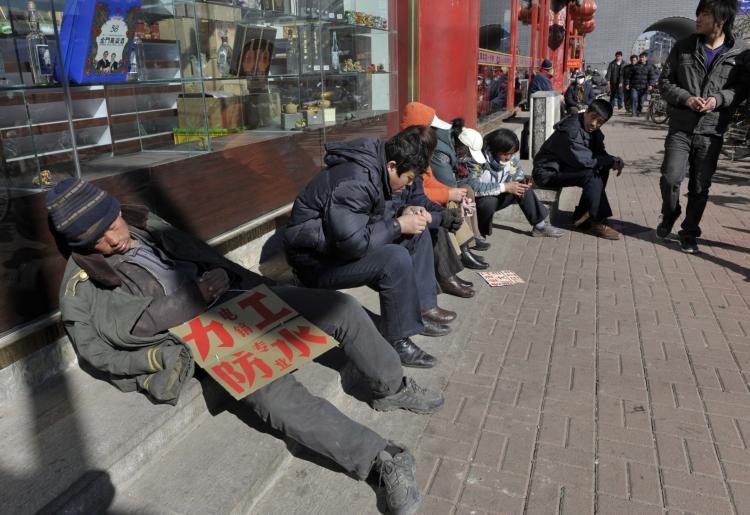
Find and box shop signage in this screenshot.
[170,284,339,400]
[478,48,532,68]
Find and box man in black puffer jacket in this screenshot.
[284,125,457,369]
[625,51,659,116]
[532,100,625,240]
[656,0,750,254]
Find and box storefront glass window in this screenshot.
[477,0,511,120]
[0,0,397,336]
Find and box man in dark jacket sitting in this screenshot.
[564,72,596,115]
[626,51,658,116]
[284,126,458,370]
[528,59,555,100]
[532,99,625,240]
[656,0,750,253]
[48,178,445,515]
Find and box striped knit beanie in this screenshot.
[46,178,120,247]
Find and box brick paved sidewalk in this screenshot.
[414,112,750,515]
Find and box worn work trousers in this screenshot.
[542,167,612,222]
[235,286,403,480]
[297,229,436,341]
[610,84,624,109]
[631,88,647,114]
[475,190,549,237]
[659,130,723,238]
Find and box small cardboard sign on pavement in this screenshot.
[477,271,525,287]
[170,284,339,400]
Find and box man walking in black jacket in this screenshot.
[626,51,658,116]
[284,126,458,369]
[622,54,638,113]
[657,0,749,253]
[606,51,626,110]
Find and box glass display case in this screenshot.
[0,0,397,191]
[0,0,397,336]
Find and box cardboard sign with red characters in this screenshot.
[170,284,339,399]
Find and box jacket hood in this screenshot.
[400,101,436,129]
[324,137,391,197]
[554,112,589,138]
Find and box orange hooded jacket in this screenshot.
[399,102,452,205]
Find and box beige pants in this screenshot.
[447,186,481,254]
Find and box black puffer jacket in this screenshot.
[627,62,658,91]
[532,113,615,185]
[660,32,750,136]
[283,138,401,269]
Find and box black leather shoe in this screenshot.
[461,248,489,270]
[420,318,452,337]
[422,306,457,323]
[389,338,437,368]
[455,274,473,288]
[472,238,491,251]
[438,276,475,298]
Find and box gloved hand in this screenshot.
[440,208,463,232]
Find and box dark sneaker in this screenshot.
[390,337,437,368]
[532,224,565,238]
[679,235,699,254]
[472,237,491,251]
[372,377,445,414]
[655,213,678,240]
[376,447,421,515]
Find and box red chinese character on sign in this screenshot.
[238,292,293,331]
[233,323,253,337]
[271,328,312,361]
[218,307,238,321]
[292,325,329,345]
[183,318,234,361]
[254,341,269,352]
[275,358,292,371]
[211,351,273,394]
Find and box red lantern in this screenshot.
[570,0,597,21]
[575,18,596,34]
[518,7,532,24]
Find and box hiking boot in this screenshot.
[532,224,565,238]
[389,337,437,368]
[588,221,620,240]
[375,446,421,515]
[679,234,699,254]
[372,377,445,414]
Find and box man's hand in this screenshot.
[686,96,706,112]
[448,187,468,203]
[505,181,530,198]
[613,157,625,176]
[198,268,230,303]
[398,213,428,234]
[403,205,432,223]
[699,96,717,113]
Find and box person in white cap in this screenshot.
[454,126,565,239]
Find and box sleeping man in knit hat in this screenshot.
[47,177,446,515]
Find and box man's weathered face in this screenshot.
[631,57,638,65]
[387,161,416,193]
[639,55,648,64]
[92,213,132,255]
[583,111,607,132]
[616,54,622,62]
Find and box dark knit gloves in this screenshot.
[440,208,463,232]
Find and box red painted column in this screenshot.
[507,0,519,111]
[529,0,538,70]
[416,0,481,126]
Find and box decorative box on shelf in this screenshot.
[281,112,303,130]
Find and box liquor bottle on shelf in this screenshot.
[330,30,339,71]
[26,1,52,85]
[286,27,300,74]
[127,22,146,81]
[217,32,232,76]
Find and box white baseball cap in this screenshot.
[457,127,487,164]
[430,114,452,130]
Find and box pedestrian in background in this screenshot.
[626,51,658,116]
[657,0,749,253]
[606,51,625,110]
[528,59,555,100]
[622,54,638,113]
